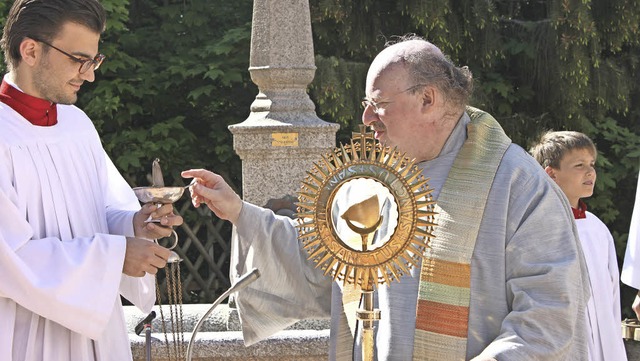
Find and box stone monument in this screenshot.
[227,0,339,296]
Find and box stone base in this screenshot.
[126,304,330,361]
[130,329,329,361]
[127,305,640,360]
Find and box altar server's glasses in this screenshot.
[30,37,106,74]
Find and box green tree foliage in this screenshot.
[0,0,254,302]
[308,0,640,235]
[81,0,254,189]
[1,0,639,308]
[0,0,254,194]
[308,0,640,315]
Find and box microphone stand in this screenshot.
[186,268,261,361]
[135,311,157,361]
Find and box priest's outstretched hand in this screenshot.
[181,169,243,224]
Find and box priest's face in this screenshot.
[545,147,596,208]
[361,63,429,160]
[32,22,100,104]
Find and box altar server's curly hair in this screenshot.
[529,130,597,169]
[1,0,106,71]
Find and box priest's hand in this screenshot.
[133,203,184,240]
[633,291,640,319]
[181,169,243,223]
[123,237,171,277]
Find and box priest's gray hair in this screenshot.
[386,34,474,111]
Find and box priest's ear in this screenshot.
[419,85,437,114]
[19,38,40,67]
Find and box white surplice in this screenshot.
[0,101,155,361]
[576,212,627,361]
[622,170,640,290]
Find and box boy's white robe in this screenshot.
[0,102,155,361]
[577,212,627,361]
[622,170,640,290]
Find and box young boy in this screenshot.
[530,130,627,361]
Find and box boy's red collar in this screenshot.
[571,200,587,220]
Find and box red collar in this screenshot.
[0,79,57,126]
[571,200,587,220]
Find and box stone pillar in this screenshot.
[229,0,339,207]
[226,0,339,301]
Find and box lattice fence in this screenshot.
[155,197,233,304]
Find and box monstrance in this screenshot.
[296,126,437,361]
[133,158,187,361]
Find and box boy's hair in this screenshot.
[1,0,107,71]
[529,130,597,169]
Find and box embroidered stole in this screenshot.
[412,107,511,360]
[339,108,511,360]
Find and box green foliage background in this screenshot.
[1,0,639,310]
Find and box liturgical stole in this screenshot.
[340,107,512,361]
[412,107,511,359]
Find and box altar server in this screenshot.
[622,168,640,316]
[531,130,627,361]
[0,1,182,360]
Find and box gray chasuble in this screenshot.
[339,108,510,360]
[233,109,590,361]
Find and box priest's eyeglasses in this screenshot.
[30,37,106,74]
[362,84,427,114]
